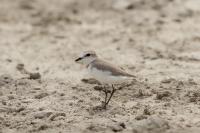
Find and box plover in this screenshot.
[75,51,135,109]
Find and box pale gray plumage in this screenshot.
[75,50,135,109]
[89,59,135,77]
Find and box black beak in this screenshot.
[75,57,82,62]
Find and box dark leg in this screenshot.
[103,85,116,109]
[103,86,108,109]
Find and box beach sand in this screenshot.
[0,0,200,132]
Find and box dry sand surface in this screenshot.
[1,0,200,132]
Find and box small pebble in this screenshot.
[34,93,49,99]
[29,73,41,80]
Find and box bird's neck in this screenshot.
[86,58,97,68]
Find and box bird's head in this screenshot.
[75,51,97,65]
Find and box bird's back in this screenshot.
[88,59,135,84]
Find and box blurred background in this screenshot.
[0,0,200,81]
[1,0,200,132]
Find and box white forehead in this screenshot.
[80,52,85,57]
[80,51,96,57]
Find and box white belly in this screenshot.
[88,66,128,84]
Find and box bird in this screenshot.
[75,51,135,109]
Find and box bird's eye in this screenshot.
[85,53,91,57]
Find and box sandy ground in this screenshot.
[0,0,200,132]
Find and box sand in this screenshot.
[0,0,200,132]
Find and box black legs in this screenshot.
[103,86,108,107]
[103,84,116,109]
[106,85,116,105]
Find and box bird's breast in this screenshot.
[87,65,128,84]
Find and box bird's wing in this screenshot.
[91,59,135,77]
